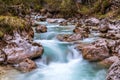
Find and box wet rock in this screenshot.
[82,45,110,61]
[15,58,36,72]
[46,18,66,23]
[98,56,119,68]
[57,34,82,42]
[73,26,90,37]
[80,39,110,61]
[35,25,47,33]
[106,60,120,80]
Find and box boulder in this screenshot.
[81,39,110,61]
[46,18,66,23]
[106,30,120,40]
[98,56,119,68]
[85,18,100,26]
[0,16,44,72]
[106,60,120,80]
[106,39,120,55]
[99,20,120,40]
[3,33,43,64]
[73,26,90,37]
[15,58,36,72]
[99,24,109,33]
[35,25,47,33]
[57,34,82,42]
[82,45,110,61]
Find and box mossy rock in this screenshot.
[0,16,30,38]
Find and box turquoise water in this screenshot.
[14,22,107,80]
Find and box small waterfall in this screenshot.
[35,40,68,64]
[67,45,83,61]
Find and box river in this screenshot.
[1,21,107,80]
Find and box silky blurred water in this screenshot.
[2,21,107,80]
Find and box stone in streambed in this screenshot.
[46,18,66,23]
[15,58,36,72]
[85,18,100,26]
[81,44,110,61]
[35,25,47,33]
[57,34,83,42]
[77,39,110,61]
[99,24,109,33]
[98,56,119,68]
[106,60,120,80]
[73,26,90,37]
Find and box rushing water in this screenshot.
[5,21,107,80]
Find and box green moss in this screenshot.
[0,16,30,37]
[0,0,42,15]
[60,0,77,17]
[0,31,3,37]
[78,5,90,15]
[91,0,101,14]
[0,16,27,28]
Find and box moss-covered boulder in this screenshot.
[0,16,33,38]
